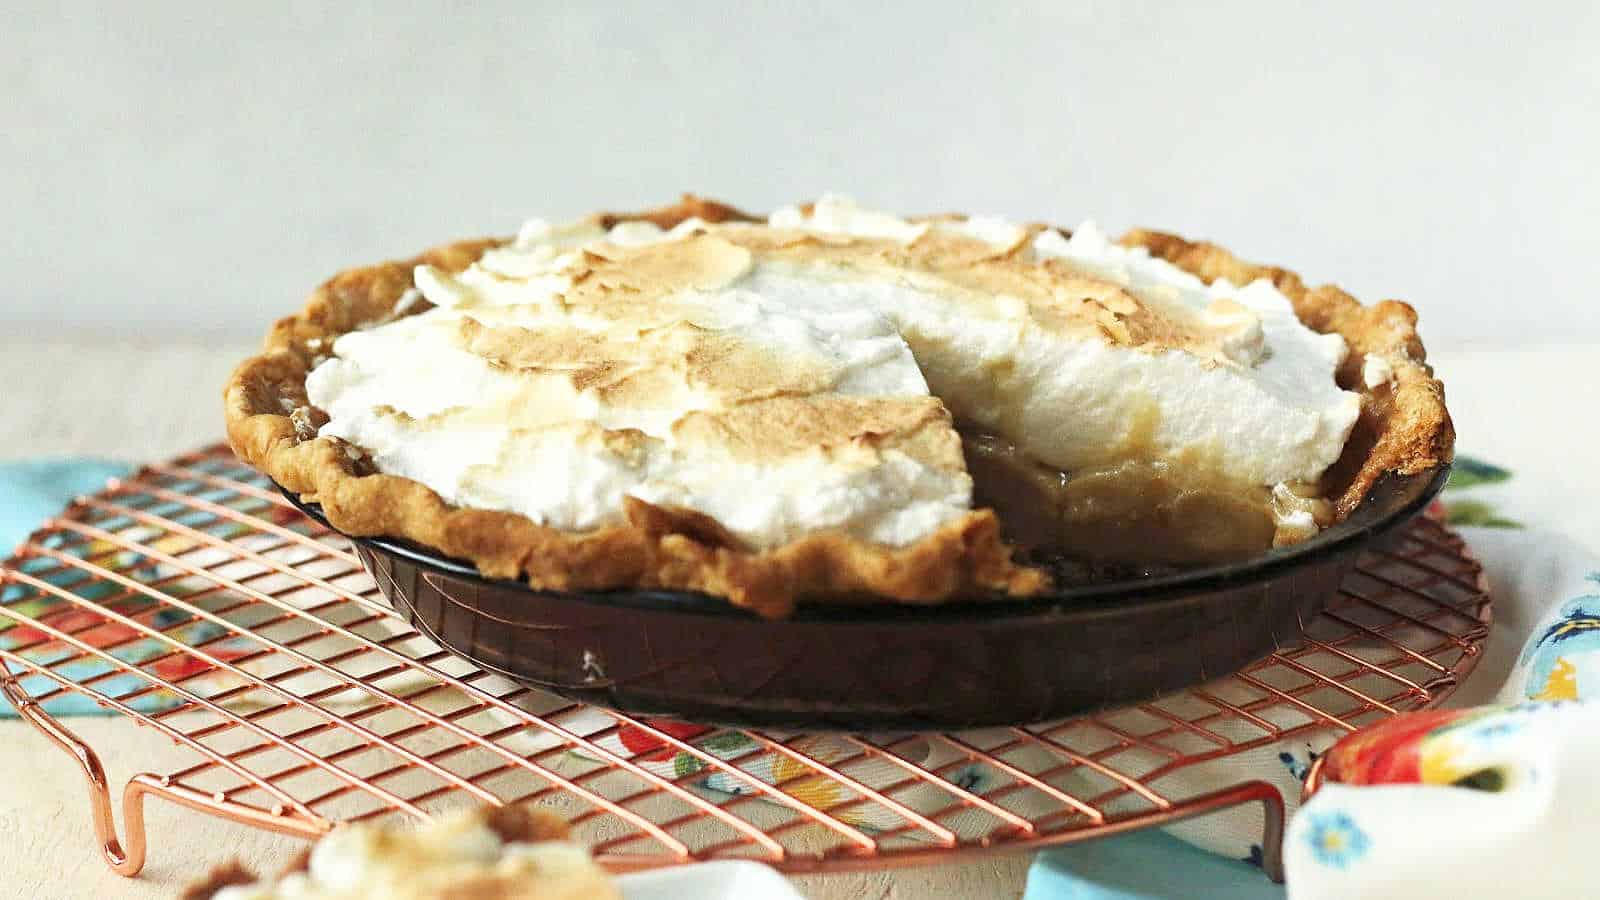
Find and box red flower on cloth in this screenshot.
[617,719,714,762]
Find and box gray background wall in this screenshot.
[5,2,1597,349]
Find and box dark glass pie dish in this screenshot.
[280,465,1448,730]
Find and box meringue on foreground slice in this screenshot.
[305,196,1358,570]
[182,805,617,900]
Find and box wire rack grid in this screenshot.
[0,445,1490,883]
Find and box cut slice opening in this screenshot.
[958,426,1322,580]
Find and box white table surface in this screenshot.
[0,336,1594,899]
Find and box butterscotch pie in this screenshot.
[225,195,1453,618]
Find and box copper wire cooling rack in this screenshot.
[0,445,1490,883]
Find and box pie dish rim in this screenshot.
[279,462,1449,623]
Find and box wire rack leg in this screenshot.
[1113,781,1285,883]
[2,687,147,875]
[1257,784,1286,883]
[0,679,326,877]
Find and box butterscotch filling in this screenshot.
[961,428,1333,576]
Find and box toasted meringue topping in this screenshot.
[306,196,1361,551]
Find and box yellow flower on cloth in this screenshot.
[1516,575,1600,703]
[1531,657,1578,700]
[770,738,851,813]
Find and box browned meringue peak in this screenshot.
[522,223,1268,369]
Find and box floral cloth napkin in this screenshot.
[1279,573,1600,899]
[1026,459,1600,899]
[0,459,293,716]
[1,459,137,716]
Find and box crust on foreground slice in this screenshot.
[225,196,1452,618]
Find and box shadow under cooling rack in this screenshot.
[0,445,1491,881]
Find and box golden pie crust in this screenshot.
[224,196,1454,618]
